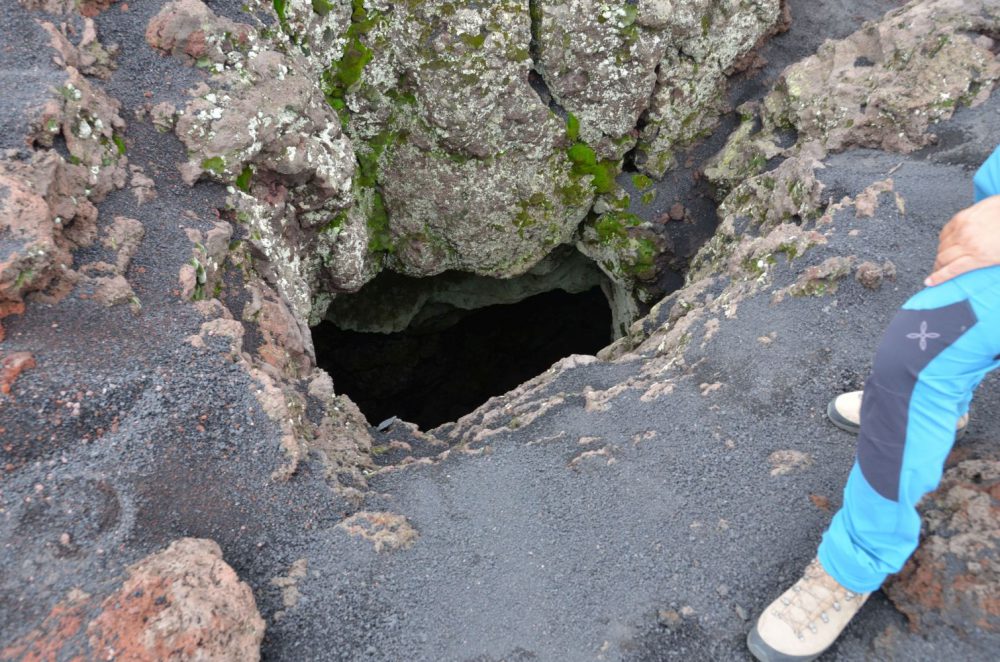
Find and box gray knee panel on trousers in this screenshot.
[857,300,977,501]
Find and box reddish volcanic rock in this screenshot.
[87,538,265,661]
[886,457,1000,633]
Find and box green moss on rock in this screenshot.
[201,155,226,175]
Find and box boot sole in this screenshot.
[826,401,967,439]
[747,624,822,662]
[826,400,861,435]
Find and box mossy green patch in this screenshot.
[612,194,631,212]
[333,37,373,91]
[352,128,403,255]
[626,237,657,279]
[236,165,253,192]
[112,134,126,155]
[460,31,488,49]
[792,279,832,297]
[959,81,984,106]
[367,192,394,253]
[594,211,641,243]
[355,129,399,189]
[322,0,384,115]
[201,156,226,175]
[631,173,654,191]
[272,0,293,38]
[742,253,775,278]
[567,142,597,166]
[565,113,580,142]
[14,269,34,289]
[621,4,638,27]
[587,211,658,281]
[567,140,618,194]
[311,0,335,15]
[776,242,800,261]
[513,191,555,238]
[323,212,347,235]
[188,256,208,301]
[558,180,590,208]
[507,45,531,62]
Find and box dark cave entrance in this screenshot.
[312,282,613,431]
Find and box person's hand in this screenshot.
[925,194,1000,286]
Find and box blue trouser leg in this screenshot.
[818,266,1000,593]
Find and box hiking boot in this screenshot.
[748,559,869,661]
[827,390,968,437]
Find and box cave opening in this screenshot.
[312,252,616,430]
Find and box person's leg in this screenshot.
[819,266,1000,591]
[750,266,1000,661]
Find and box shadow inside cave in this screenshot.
[312,286,612,430]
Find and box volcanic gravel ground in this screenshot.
[260,137,1000,660]
[3,1,999,660]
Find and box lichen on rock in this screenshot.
[337,510,418,552]
[697,0,1000,294]
[632,0,785,177]
[762,0,1000,155]
[1,64,128,337]
[149,0,362,322]
[336,0,595,281]
[147,0,797,332]
[532,0,671,160]
[707,0,1000,212]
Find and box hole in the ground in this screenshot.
[312,251,617,430]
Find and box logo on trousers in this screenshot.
[907,321,940,351]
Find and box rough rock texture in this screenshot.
[693,0,1000,313]
[0,539,264,661]
[533,0,669,160]
[343,0,590,283]
[151,0,788,325]
[706,0,1000,219]
[633,0,786,176]
[886,454,1000,634]
[0,164,72,334]
[337,511,419,552]
[763,0,1000,154]
[147,0,358,321]
[40,18,119,80]
[0,65,127,338]
[0,588,93,662]
[0,352,37,395]
[535,0,787,174]
[87,538,265,660]
[4,0,1000,660]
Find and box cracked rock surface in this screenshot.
[2,0,1000,660]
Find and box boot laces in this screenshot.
[770,559,857,640]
